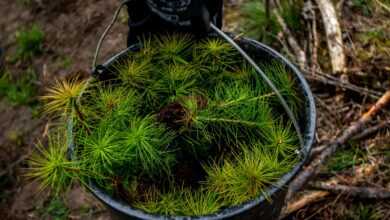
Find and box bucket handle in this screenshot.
[92,0,131,70]
[210,24,304,147]
[91,1,304,148]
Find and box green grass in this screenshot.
[240,0,303,44]
[352,0,374,16]
[38,198,69,220]
[327,147,366,172]
[347,203,382,220]
[14,24,44,61]
[0,69,38,106]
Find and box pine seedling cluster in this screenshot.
[29,34,301,216]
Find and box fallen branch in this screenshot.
[312,183,390,199]
[283,191,329,218]
[315,0,346,73]
[287,90,390,200]
[374,0,390,13]
[311,120,390,156]
[352,120,390,141]
[303,70,381,99]
[282,159,380,217]
[272,6,307,70]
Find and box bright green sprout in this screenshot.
[90,86,139,124]
[116,58,153,88]
[31,34,301,216]
[205,147,291,205]
[155,34,192,64]
[41,77,89,115]
[79,124,123,176]
[263,121,298,158]
[121,116,176,175]
[27,131,78,194]
[133,187,182,216]
[133,187,222,216]
[265,62,299,113]
[194,38,237,72]
[181,189,222,216]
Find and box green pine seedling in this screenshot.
[41,77,89,116]
[78,123,124,176]
[31,34,302,216]
[181,189,222,216]
[133,187,222,216]
[204,147,290,205]
[116,58,153,89]
[183,81,276,146]
[258,61,300,114]
[262,121,299,158]
[133,187,182,216]
[121,116,176,176]
[194,38,238,73]
[89,86,139,127]
[155,34,192,64]
[157,64,200,103]
[27,130,79,195]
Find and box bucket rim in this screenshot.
[77,37,316,220]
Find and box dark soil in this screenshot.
[0,0,128,219]
[0,0,389,219]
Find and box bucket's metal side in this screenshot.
[82,37,316,220]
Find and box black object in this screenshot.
[126,0,223,45]
[80,36,316,220]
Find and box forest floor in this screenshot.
[0,0,389,219]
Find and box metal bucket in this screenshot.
[74,36,316,220]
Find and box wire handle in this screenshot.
[210,24,304,147]
[92,1,304,147]
[92,0,131,70]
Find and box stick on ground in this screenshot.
[313,183,390,199]
[287,90,390,200]
[283,159,380,217]
[315,0,346,73]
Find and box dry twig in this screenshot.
[272,4,307,69]
[312,183,390,199]
[352,120,390,141]
[287,90,390,200]
[303,70,382,99]
[282,159,380,217]
[374,0,390,13]
[314,0,346,73]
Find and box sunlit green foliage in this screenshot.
[27,130,79,195]
[204,147,293,205]
[30,34,301,216]
[41,77,89,116]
